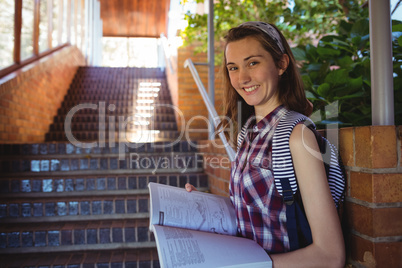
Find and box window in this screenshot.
[52,0,61,47]
[76,0,83,50]
[39,0,50,53]
[70,0,75,45]
[21,0,35,60]
[0,0,86,78]
[0,0,15,69]
[62,0,69,43]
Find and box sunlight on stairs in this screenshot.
[127,82,162,143]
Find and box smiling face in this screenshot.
[225,36,286,119]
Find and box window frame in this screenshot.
[0,0,84,79]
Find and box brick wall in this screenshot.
[0,46,85,143]
[200,126,402,267]
[174,44,224,141]
[198,139,231,197]
[339,126,401,267]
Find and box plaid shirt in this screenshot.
[230,105,290,253]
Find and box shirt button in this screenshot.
[253,125,259,132]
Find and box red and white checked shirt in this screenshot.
[230,105,291,253]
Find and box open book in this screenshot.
[148,182,272,268]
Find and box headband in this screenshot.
[239,21,285,53]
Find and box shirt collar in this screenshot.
[251,105,286,133]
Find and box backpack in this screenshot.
[237,110,346,251]
[271,110,346,251]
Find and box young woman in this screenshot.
[186,21,345,267]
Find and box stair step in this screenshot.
[0,141,199,156]
[0,200,150,222]
[0,173,208,220]
[44,130,181,142]
[53,114,176,124]
[56,106,176,115]
[2,216,154,228]
[65,92,171,100]
[49,122,178,132]
[0,172,206,194]
[0,248,159,268]
[0,218,154,250]
[0,155,203,176]
[67,86,168,92]
[59,99,173,107]
[57,107,136,115]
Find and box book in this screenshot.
[148,182,272,268]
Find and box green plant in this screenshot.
[393,21,402,124]
[294,7,402,126]
[181,0,350,65]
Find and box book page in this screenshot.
[153,225,272,268]
[148,182,237,236]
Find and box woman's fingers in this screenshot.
[185,183,197,192]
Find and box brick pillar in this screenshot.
[339,126,402,267]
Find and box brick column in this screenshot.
[340,126,402,267]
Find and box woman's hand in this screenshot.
[185,183,197,192]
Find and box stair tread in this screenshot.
[0,174,207,196]
[0,140,200,156]
[0,247,159,267]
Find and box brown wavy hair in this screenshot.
[218,23,311,146]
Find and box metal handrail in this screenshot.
[184,58,236,162]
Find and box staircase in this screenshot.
[0,67,208,267]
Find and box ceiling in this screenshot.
[99,0,171,38]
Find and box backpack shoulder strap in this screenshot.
[272,111,314,198]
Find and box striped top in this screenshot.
[271,110,345,207]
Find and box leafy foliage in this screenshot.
[180,0,348,65]
[295,7,402,126]
[393,21,402,124]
